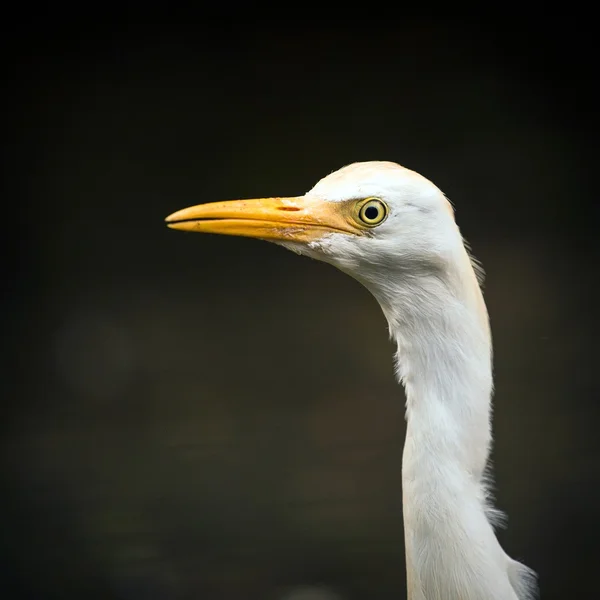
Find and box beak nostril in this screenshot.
[277,206,301,211]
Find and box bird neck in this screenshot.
[384,270,493,481]
[372,266,524,599]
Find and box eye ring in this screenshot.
[357,197,388,227]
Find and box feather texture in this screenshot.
[302,162,537,599]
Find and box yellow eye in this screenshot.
[358,197,388,226]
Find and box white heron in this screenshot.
[166,161,537,599]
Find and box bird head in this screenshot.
[166,161,467,294]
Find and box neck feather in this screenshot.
[370,259,534,600]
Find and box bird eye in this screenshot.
[358,198,388,226]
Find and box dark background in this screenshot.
[3,18,598,599]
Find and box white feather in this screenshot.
[286,161,537,599]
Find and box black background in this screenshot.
[4,16,598,599]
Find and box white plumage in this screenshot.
[167,161,537,599]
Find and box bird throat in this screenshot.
[373,274,512,599]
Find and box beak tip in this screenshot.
[165,210,184,224]
[166,221,189,231]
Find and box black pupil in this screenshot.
[364,205,380,220]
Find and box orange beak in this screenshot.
[165,196,361,243]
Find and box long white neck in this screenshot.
[367,254,534,600]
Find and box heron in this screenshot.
[165,161,537,599]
